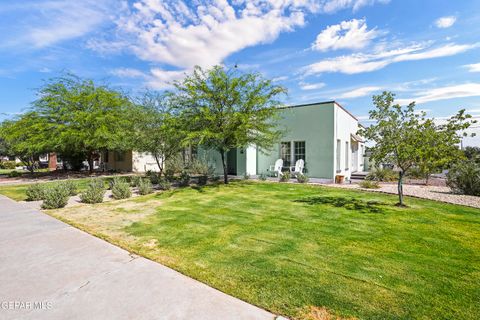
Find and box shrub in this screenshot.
[42,183,70,209]
[178,170,190,187]
[406,167,425,180]
[0,161,17,169]
[258,173,267,181]
[158,178,172,190]
[279,171,291,182]
[296,174,309,183]
[366,167,397,182]
[111,177,132,200]
[197,175,208,186]
[212,175,221,182]
[243,172,250,180]
[26,183,47,201]
[80,179,106,204]
[148,173,160,185]
[138,178,153,195]
[130,175,143,187]
[63,180,78,196]
[359,180,380,189]
[8,170,22,178]
[446,161,480,196]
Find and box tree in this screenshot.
[32,74,135,173]
[133,92,186,176]
[359,92,474,206]
[464,146,480,164]
[0,112,50,172]
[171,66,286,184]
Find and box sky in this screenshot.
[0,0,479,145]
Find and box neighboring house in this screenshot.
[101,150,160,172]
[200,101,366,181]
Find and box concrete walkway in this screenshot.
[0,195,275,320]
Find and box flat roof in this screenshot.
[280,100,358,122]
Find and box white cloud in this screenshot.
[312,18,381,51]
[272,76,288,82]
[338,86,381,98]
[299,82,326,90]
[320,0,390,13]
[304,42,477,75]
[110,68,146,78]
[146,68,188,90]
[396,83,480,105]
[435,16,456,29]
[0,1,113,48]
[90,0,319,69]
[464,63,480,72]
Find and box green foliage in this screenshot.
[446,161,480,196]
[197,175,208,186]
[63,180,78,196]
[130,175,143,187]
[279,172,291,182]
[359,91,475,205]
[0,161,16,169]
[8,170,22,178]
[26,183,47,201]
[366,167,397,182]
[158,178,172,190]
[187,158,214,176]
[258,173,268,181]
[172,65,286,184]
[178,171,190,187]
[359,180,381,189]
[111,177,132,200]
[138,178,153,195]
[464,146,480,164]
[147,172,160,185]
[41,183,70,209]
[80,179,105,204]
[296,174,309,183]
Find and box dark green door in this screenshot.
[227,149,237,175]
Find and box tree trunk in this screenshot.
[397,171,404,206]
[220,150,228,184]
[425,173,430,186]
[154,154,164,176]
[87,152,94,174]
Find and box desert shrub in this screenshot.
[258,173,267,181]
[0,161,17,169]
[138,178,153,195]
[243,172,250,180]
[63,180,78,196]
[178,171,190,187]
[26,183,47,201]
[279,171,291,182]
[406,167,425,179]
[296,174,309,183]
[366,167,397,182]
[158,178,172,190]
[164,168,175,182]
[359,180,380,189]
[164,154,184,176]
[197,175,208,186]
[41,183,70,209]
[8,170,22,178]
[446,161,480,196]
[212,175,221,182]
[80,179,105,204]
[130,175,143,187]
[111,177,132,199]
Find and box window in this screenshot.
[114,151,125,162]
[280,142,291,166]
[294,141,305,162]
[345,141,349,170]
[336,139,341,172]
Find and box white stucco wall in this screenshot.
[132,152,160,173]
[245,145,257,175]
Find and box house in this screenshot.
[101,150,160,172]
[200,101,365,181]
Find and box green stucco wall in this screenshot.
[256,102,335,179]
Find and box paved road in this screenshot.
[0,195,275,320]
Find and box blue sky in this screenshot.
[0,0,479,144]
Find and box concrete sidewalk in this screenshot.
[0,195,275,320]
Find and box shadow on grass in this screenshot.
[294,196,387,213]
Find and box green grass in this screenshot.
[49,181,480,319]
[0,177,113,201]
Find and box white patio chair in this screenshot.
[290,159,305,176]
[268,159,283,177]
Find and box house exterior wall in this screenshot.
[257,102,336,179]
[103,150,133,172]
[132,152,160,172]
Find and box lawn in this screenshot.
[46,181,480,320]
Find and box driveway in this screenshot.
[0,195,275,320]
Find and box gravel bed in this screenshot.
[328,183,480,209]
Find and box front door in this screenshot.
[351,141,358,172]
[227,149,237,175]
